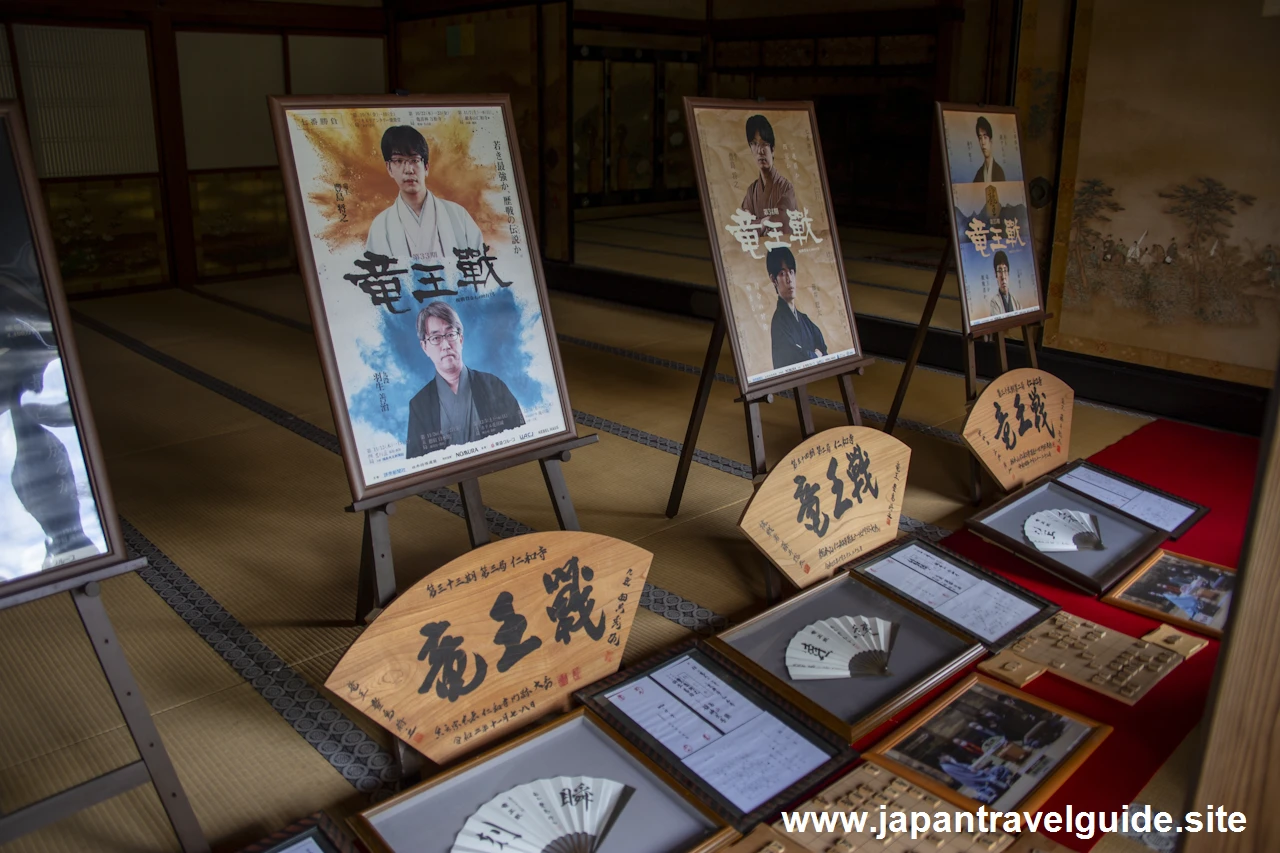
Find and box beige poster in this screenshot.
[689,102,859,390]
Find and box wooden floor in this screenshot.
[0,241,1187,853]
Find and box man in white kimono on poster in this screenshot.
[366,125,484,271]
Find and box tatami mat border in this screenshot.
[574,239,954,302]
[181,284,967,445]
[582,220,942,271]
[121,518,403,800]
[570,409,952,543]
[161,288,956,541]
[164,287,954,540]
[71,309,729,632]
[554,334,966,445]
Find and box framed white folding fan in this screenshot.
[451,776,628,853]
[784,616,898,680]
[351,709,736,853]
[1024,509,1102,553]
[965,477,1166,595]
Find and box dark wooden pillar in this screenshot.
[149,12,199,288]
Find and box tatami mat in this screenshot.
[0,268,1162,852]
[574,213,963,328]
[0,572,242,771]
[1,684,360,853]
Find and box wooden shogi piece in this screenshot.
[777,759,1015,853]
[720,825,811,853]
[1005,611,1182,705]
[1003,833,1076,852]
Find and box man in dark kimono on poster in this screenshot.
[406,301,524,458]
[767,245,827,370]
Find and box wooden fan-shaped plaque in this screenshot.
[963,368,1073,491]
[740,426,911,589]
[326,531,652,763]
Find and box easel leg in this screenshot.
[356,506,396,624]
[963,335,979,403]
[745,400,767,478]
[995,331,1010,374]
[885,240,951,434]
[1023,324,1040,368]
[394,740,428,787]
[459,479,491,548]
[763,557,784,605]
[963,336,983,505]
[73,584,208,853]
[540,456,581,531]
[665,315,727,519]
[838,373,862,426]
[793,383,816,439]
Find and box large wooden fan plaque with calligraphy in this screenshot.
[739,426,910,589]
[963,368,1073,492]
[326,531,652,763]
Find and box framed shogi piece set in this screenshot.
[980,610,1185,705]
[351,707,738,853]
[779,758,1016,853]
[576,639,855,834]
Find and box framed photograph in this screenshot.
[0,102,125,605]
[351,707,738,853]
[238,812,358,853]
[937,104,1046,335]
[1104,549,1235,638]
[965,477,1166,595]
[269,95,575,505]
[868,675,1110,813]
[1051,460,1208,539]
[849,537,1059,652]
[707,573,984,745]
[685,98,864,398]
[576,639,854,834]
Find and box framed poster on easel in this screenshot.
[666,98,875,519]
[884,104,1051,503]
[269,94,597,621]
[937,105,1046,335]
[0,102,205,851]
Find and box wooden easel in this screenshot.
[882,238,1044,502]
[0,560,207,852]
[350,433,599,625]
[665,310,874,520]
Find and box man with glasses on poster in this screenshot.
[405,301,525,459]
[988,250,1022,318]
[367,125,485,271]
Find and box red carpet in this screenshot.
[935,419,1258,850]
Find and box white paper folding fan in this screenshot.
[450,776,628,853]
[785,616,897,680]
[1024,509,1103,552]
